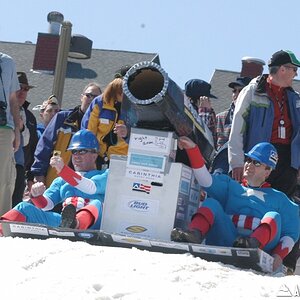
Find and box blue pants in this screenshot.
[13,200,103,230]
[202,198,281,252]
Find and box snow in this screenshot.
[1,237,300,299]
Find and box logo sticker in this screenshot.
[126,225,147,233]
[128,200,150,211]
[132,182,151,194]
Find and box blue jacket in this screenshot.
[31,106,84,187]
[229,75,300,170]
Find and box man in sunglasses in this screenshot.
[211,76,251,175]
[31,82,102,189]
[228,50,300,273]
[0,129,108,231]
[171,137,299,273]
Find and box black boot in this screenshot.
[60,204,77,229]
[233,236,260,248]
[171,228,203,244]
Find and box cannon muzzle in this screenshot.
[122,61,215,163]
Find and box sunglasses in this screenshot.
[71,149,96,155]
[283,65,298,72]
[82,93,98,99]
[245,157,262,167]
[20,86,30,92]
[232,88,243,93]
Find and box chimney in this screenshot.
[240,57,265,78]
[32,12,64,73]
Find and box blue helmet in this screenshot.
[67,129,99,152]
[245,142,278,169]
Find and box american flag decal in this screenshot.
[132,182,151,194]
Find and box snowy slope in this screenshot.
[1,237,299,299]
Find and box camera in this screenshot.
[0,101,7,126]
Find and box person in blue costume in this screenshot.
[0,129,108,231]
[171,137,299,272]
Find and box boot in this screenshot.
[171,228,203,244]
[233,236,260,248]
[60,204,77,229]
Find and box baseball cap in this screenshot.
[268,50,300,67]
[185,79,217,99]
[228,77,252,89]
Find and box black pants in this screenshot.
[266,144,297,197]
[12,164,25,207]
[266,144,299,271]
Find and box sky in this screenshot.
[1,0,300,89]
[1,236,300,299]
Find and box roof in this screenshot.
[0,40,159,115]
[210,69,300,114]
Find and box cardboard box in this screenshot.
[101,155,201,241]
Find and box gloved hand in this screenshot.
[30,182,46,198]
[50,155,65,174]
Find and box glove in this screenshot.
[30,182,46,198]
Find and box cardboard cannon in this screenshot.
[100,61,216,241]
[121,61,214,164]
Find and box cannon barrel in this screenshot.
[122,61,215,163]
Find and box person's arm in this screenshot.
[9,91,20,151]
[228,87,251,182]
[198,97,217,149]
[81,97,101,132]
[178,136,212,188]
[50,155,99,194]
[31,112,64,177]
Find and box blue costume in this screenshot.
[201,175,299,252]
[185,144,299,260]
[3,168,108,229]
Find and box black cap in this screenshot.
[185,79,217,99]
[228,77,251,89]
[268,50,300,67]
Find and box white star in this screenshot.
[242,188,267,202]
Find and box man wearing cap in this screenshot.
[171,136,299,273]
[211,77,251,174]
[12,72,38,206]
[0,129,108,231]
[185,79,218,148]
[0,52,21,215]
[228,50,300,273]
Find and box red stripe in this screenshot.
[272,242,290,260]
[244,216,254,230]
[232,215,239,227]
[261,216,277,241]
[186,146,205,168]
[59,165,82,186]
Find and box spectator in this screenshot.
[185,79,217,149]
[12,72,38,206]
[228,49,300,273]
[31,82,102,188]
[81,78,128,169]
[0,129,108,232]
[171,136,299,273]
[0,52,20,215]
[211,76,251,175]
[33,95,60,139]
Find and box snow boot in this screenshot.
[60,204,77,229]
[171,228,203,244]
[233,236,260,248]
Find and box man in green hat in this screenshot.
[228,50,300,274]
